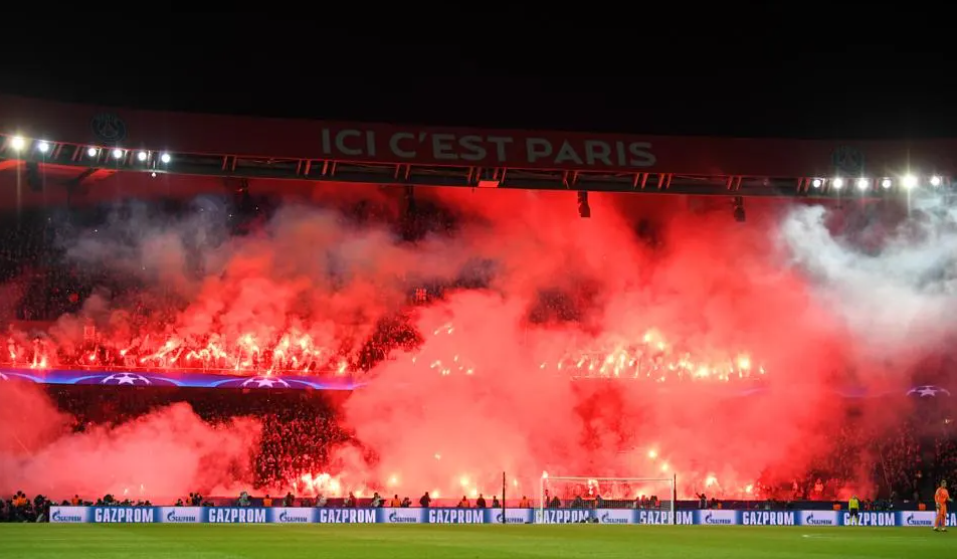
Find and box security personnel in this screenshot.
[847,496,860,526]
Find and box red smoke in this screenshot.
[0,381,259,500]
[0,186,942,501]
[335,191,852,501]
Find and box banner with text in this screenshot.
[48,506,956,527]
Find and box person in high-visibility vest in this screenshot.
[847,496,860,526]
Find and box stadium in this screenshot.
[0,90,956,559]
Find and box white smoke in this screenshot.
[780,194,957,360]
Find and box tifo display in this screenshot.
[3,93,957,546]
[48,506,954,527]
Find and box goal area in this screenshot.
[539,474,676,523]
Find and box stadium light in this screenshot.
[9,136,26,151]
[856,178,869,191]
[832,177,844,189]
[880,178,892,189]
[87,147,98,158]
[732,196,745,222]
[577,191,590,218]
[112,148,124,160]
[902,174,918,189]
[811,178,823,188]
[37,141,50,153]
[160,152,171,164]
[931,175,942,187]
[137,151,148,162]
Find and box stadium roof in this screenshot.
[0,93,955,207]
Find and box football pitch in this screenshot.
[2,524,953,559]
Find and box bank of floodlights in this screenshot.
[3,133,173,168]
[807,173,947,193]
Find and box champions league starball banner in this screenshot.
[49,506,956,526]
[2,369,952,398]
[0,368,356,391]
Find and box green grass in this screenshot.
[1,524,954,559]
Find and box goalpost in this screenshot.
[539,474,677,524]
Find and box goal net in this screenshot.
[539,474,676,524]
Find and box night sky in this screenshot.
[1,9,954,138]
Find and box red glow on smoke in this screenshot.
[0,187,932,501]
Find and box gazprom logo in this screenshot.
[428,509,484,524]
[278,511,310,523]
[848,512,895,527]
[703,512,733,525]
[208,508,266,523]
[900,513,953,528]
[387,511,418,524]
[637,510,693,525]
[495,512,527,524]
[600,512,629,525]
[539,510,591,524]
[51,510,82,523]
[94,507,155,523]
[741,511,795,526]
[318,509,375,524]
[166,510,198,523]
[803,514,832,526]
[905,514,931,527]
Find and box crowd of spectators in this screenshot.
[751,412,957,508]
[0,209,91,321]
[255,410,353,489]
[3,202,957,520]
[45,385,353,491]
[0,492,51,522]
[3,385,957,521]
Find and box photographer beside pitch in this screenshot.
[934,480,953,532]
